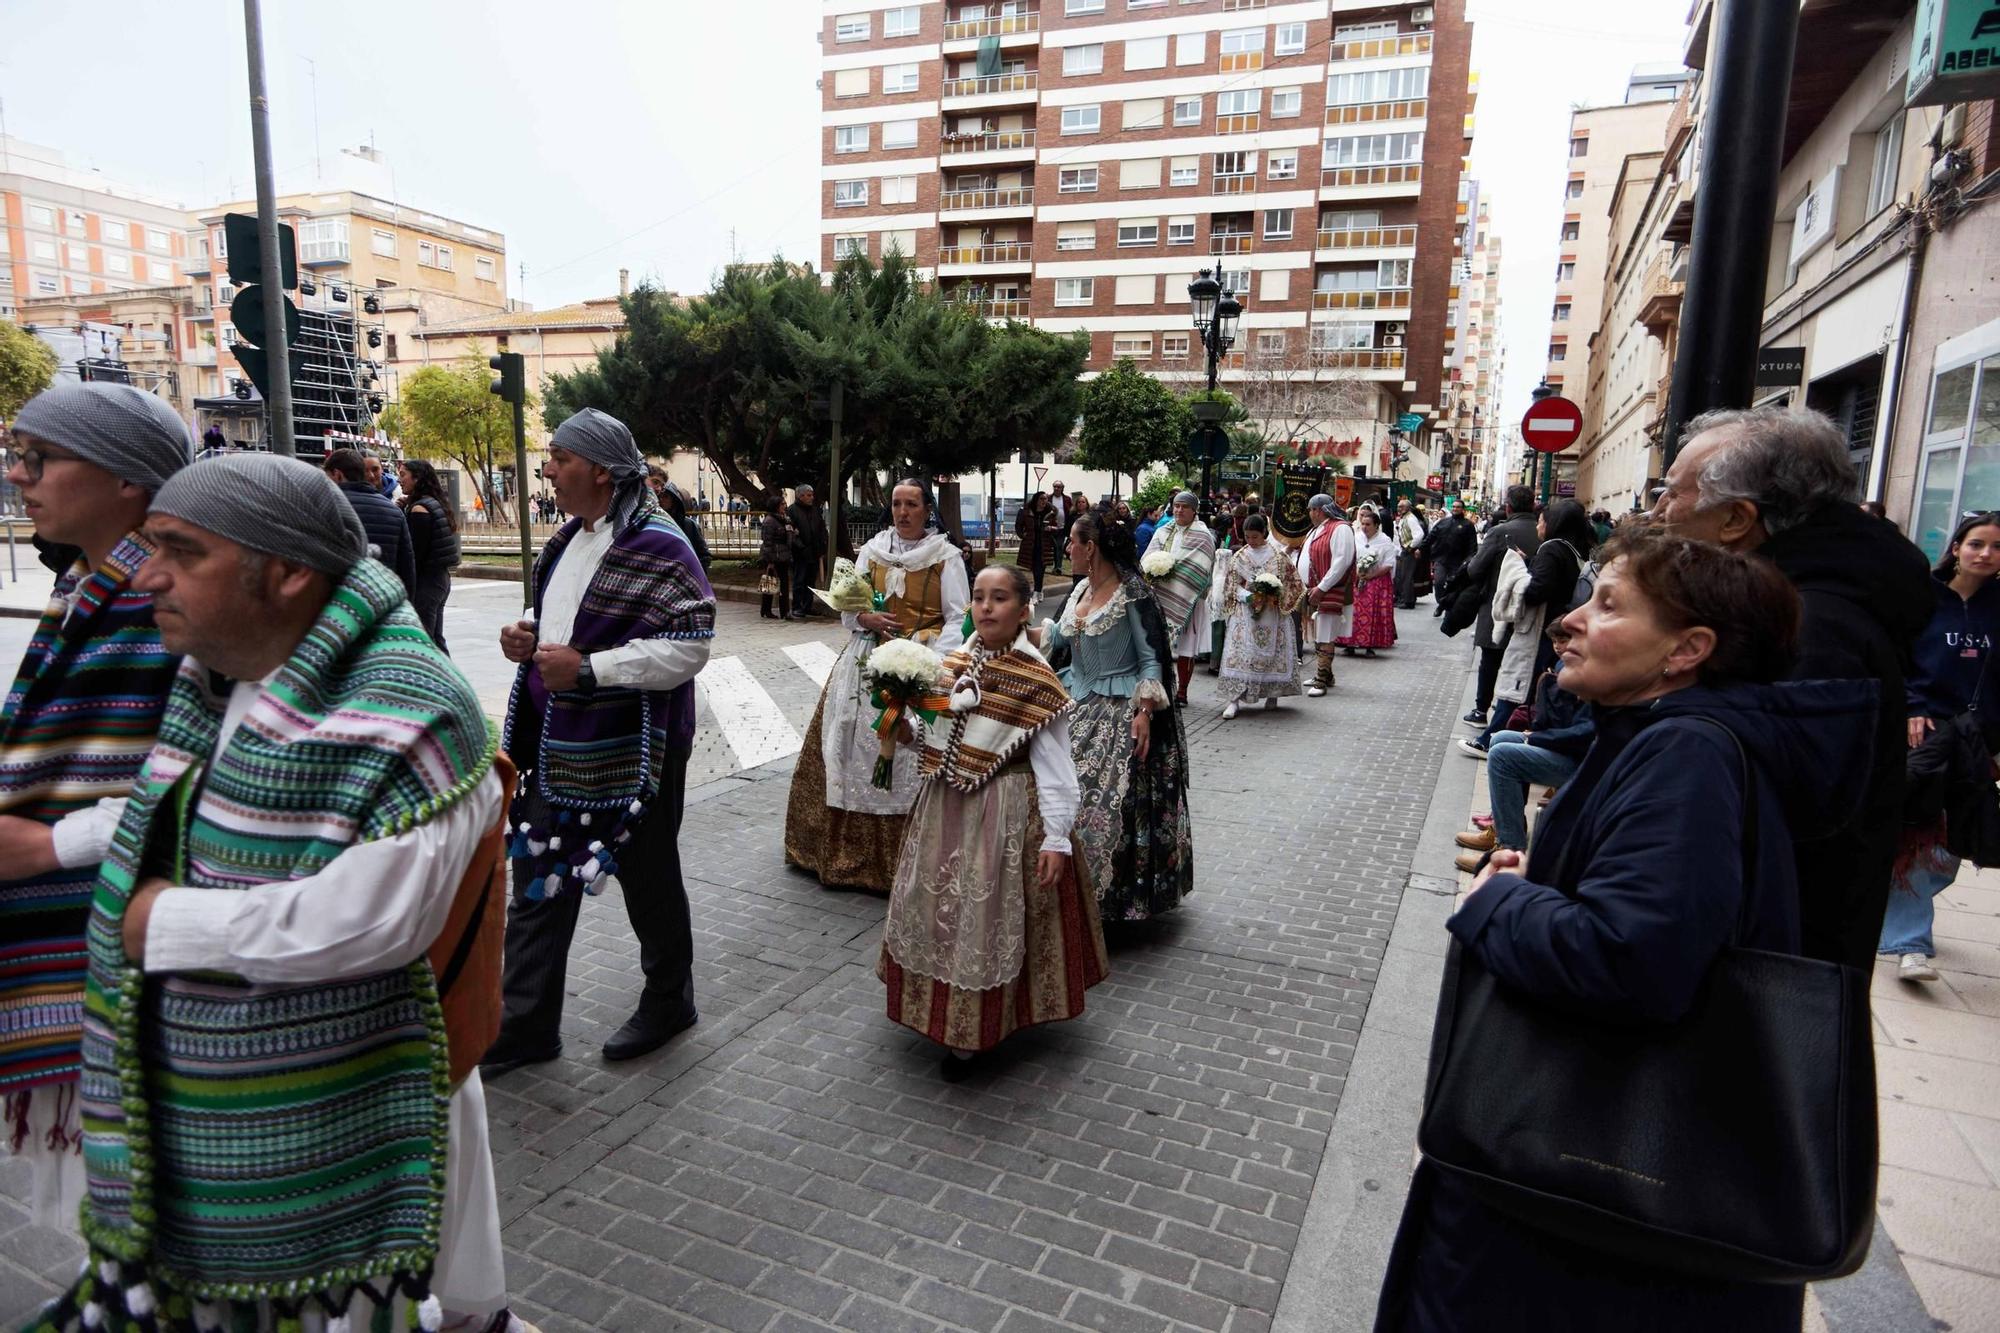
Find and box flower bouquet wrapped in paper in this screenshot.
[1247,569,1285,617]
[1356,550,1382,579]
[1140,549,1176,579]
[861,639,948,788]
[813,558,880,615]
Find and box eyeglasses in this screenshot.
[12,446,80,483]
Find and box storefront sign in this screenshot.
[1908,0,2000,106]
[1756,346,1808,387]
[1556,481,1577,498]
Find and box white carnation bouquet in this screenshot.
[1247,569,1285,616]
[1357,550,1382,578]
[1140,549,1176,579]
[860,640,949,788]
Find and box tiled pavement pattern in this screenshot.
[0,598,1472,1331]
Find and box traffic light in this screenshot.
[489,352,526,406]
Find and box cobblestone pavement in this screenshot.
[0,595,1473,1332]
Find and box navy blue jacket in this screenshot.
[1907,571,2000,722]
[337,480,418,598]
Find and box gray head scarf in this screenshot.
[551,408,650,527]
[1172,491,1198,509]
[1308,493,1336,517]
[150,453,368,577]
[11,382,193,493]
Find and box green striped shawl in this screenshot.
[63,558,493,1320]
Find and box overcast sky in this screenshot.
[3,0,1687,427]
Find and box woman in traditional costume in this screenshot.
[880,564,1107,1075]
[1336,504,1400,656]
[1217,513,1306,719]
[1047,511,1194,922]
[1140,491,1216,706]
[785,480,968,891]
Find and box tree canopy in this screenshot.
[1078,358,1191,495]
[378,344,533,521]
[0,321,59,421]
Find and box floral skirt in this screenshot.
[784,693,907,893]
[1070,692,1195,922]
[1337,574,1398,650]
[879,772,1108,1050]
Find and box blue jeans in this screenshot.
[1878,851,1959,957]
[1486,735,1579,851]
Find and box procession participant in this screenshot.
[1046,512,1193,922]
[1141,491,1217,707]
[1218,514,1307,719]
[42,453,527,1332]
[1297,494,1357,696]
[0,384,188,1231]
[1337,505,1400,656]
[882,563,1106,1075]
[1393,499,1425,608]
[785,480,968,892]
[484,409,716,1075]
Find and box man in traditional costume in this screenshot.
[1393,498,1426,609]
[1297,494,1357,697]
[484,409,716,1074]
[1140,492,1216,707]
[785,480,967,892]
[38,453,527,1332]
[0,385,189,1233]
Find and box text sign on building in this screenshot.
[1788,169,1841,269]
[1755,346,1807,387]
[1907,0,2000,107]
[1396,412,1426,434]
[1521,396,1583,453]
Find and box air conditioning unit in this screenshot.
[1382,335,1405,348]
[1412,6,1434,24]
[1385,322,1407,334]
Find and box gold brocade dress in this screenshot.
[785,545,961,891]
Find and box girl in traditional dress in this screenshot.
[1337,504,1400,655]
[785,480,969,891]
[1046,511,1194,923]
[880,564,1108,1076]
[1218,514,1306,719]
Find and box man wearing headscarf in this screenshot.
[485,408,717,1074]
[0,384,190,1233]
[31,452,533,1332]
[1297,494,1357,696]
[1141,491,1216,706]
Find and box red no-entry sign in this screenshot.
[1522,396,1583,453]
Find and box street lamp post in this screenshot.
[1187,268,1243,524]
[1529,378,1555,505]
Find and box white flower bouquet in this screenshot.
[1140,549,1176,579]
[1247,569,1285,616]
[860,639,948,788]
[1357,550,1382,578]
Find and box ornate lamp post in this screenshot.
[1187,268,1244,523]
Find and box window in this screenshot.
[834,12,869,41]
[1114,274,1157,305]
[834,235,868,261]
[1065,0,1105,12]
[1263,208,1294,239]
[883,63,920,94]
[882,120,919,149]
[27,204,54,227]
[1552,301,1571,322]
[106,253,130,275]
[1176,31,1206,64]
[1912,352,2000,559]
[1112,334,1153,359]
[1121,158,1162,189]
[1064,44,1104,76]
[1056,222,1096,251]
[475,255,497,282]
[372,228,397,257]
[33,274,58,295]
[1566,179,1585,199]
[1271,88,1302,119]
[1555,261,1575,282]
[1170,157,1199,186]
[835,125,869,153]
[1167,219,1196,245]
[1118,218,1159,247]
[1268,151,1298,180]
[1214,150,1251,178]
[1256,330,1288,358]
[103,221,128,246]
[31,238,56,262]
[883,6,921,37]
[433,244,453,271]
[879,175,918,205]
[1327,66,1428,104]
[1323,131,1424,165]
[1054,277,1095,306]
[1059,166,1100,193]
[1163,333,1191,358]
[1062,106,1101,136]
[834,180,870,207]
[1260,268,1290,301]
[1548,344,1567,362]
[1218,267,1250,294]
[1335,21,1396,40]
[299,216,348,263]
[1218,89,1260,116]
[1124,98,1166,131]
[883,228,918,257]
[1560,220,1580,242]
[1220,28,1266,54]
[834,67,869,97]
[1173,95,1202,126]
[1378,259,1412,288]
[1275,22,1307,55]
[1126,35,1169,70]
[1312,322,1374,351]
[146,228,169,252]
[1866,114,1904,218]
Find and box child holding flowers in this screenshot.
[1218,513,1306,719]
[879,563,1109,1075]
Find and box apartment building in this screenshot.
[17,285,202,415]
[819,0,1476,492]
[0,136,191,326]
[1441,178,1503,500]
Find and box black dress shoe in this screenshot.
[479,1037,562,1079]
[602,1005,698,1062]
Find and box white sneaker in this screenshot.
[1306,683,1326,698]
[1458,738,1488,760]
[1899,953,1939,982]
[1221,702,1240,720]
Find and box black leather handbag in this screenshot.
[1416,726,1877,1284]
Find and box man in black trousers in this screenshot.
[1455,484,1540,727]
[788,483,828,618]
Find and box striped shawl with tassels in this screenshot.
[917,634,1072,793]
[40,558,494,1333]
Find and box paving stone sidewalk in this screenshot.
[0,609,1472,1332]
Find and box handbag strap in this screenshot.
[1689,717,1761,946]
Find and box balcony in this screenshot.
[1663,89,1693,160]
[937,241,1034,271]
[1329,33,1432,62]
[938,185,1035,213]
[1316,224,1418,253]
[941,71,1037,102]
[1320,163,1423,196]
[1325,98,1428,127]
[942,10,1038,41]
[1309,347,1407,374]
[1636,256,1684,335]
[1311,288,1412,314]
[1212,172,1256,195]
[954,294,1031,321]
[940,128,1036,157]
[1220,0,1267,10]
[300,241,350,266]
[1216,112,1261,135]
[1210,234,1255,256]
[1220,51,1266,73]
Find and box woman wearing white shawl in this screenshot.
[784,481,968,891]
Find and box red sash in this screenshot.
[1307,521,1356,610]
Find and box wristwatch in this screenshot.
[574,656,597,695]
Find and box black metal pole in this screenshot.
[512,396,532,607]
[241,0,295,454]
[1662,0,1802,466]
[1199,328,1219,524]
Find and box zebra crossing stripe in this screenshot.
[697,655,802,770]
[782,640,840,689]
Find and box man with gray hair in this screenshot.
[788,481,828,619]
[1296,494,1356,696]
[1654,405,1932,971]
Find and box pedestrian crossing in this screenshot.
[696,654,804,771]
[781,641,839,689]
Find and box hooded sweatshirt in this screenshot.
[1906,569,2000,722]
